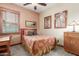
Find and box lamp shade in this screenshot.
[68,20,79,32]
[68,20,79,26]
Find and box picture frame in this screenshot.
[44,16,52,29]
[25,21,36,28]
[54,10,67,28]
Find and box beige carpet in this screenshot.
[10,45,75,56]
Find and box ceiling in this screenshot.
[15,3,56,13]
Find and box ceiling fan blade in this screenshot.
[24,3,31,6]
[38,3,47,6]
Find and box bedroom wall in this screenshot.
[39,3,79,45]
[0,3,39,31]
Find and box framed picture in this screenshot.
[25,21,36,28]
[44,16,52,29]
[54,10,67,28]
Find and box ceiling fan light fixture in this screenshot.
[34,6,37,10]
[23,3,47,11]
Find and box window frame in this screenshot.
[0,7,20,34]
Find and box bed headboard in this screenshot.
[20,29,37,41]
[21,29,37,36]
[20,29,24,42]
[20,29,25,36]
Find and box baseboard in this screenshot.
[11,43,21,46]
[57,44,64,47]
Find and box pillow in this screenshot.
[27,31,34,36]
[24,30,37,36]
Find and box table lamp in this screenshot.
[68,20,79,32]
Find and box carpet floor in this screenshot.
[10,45,75,56]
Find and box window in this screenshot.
[2,10,19,33]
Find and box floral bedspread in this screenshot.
[23,35,56,56]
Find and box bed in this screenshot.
[21,29,56,56]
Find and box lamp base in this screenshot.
[72,31,75,32]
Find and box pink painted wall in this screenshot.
[0,3,39,30]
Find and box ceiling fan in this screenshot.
[23,3,47,10]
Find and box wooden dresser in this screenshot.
[64,32,79,55]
